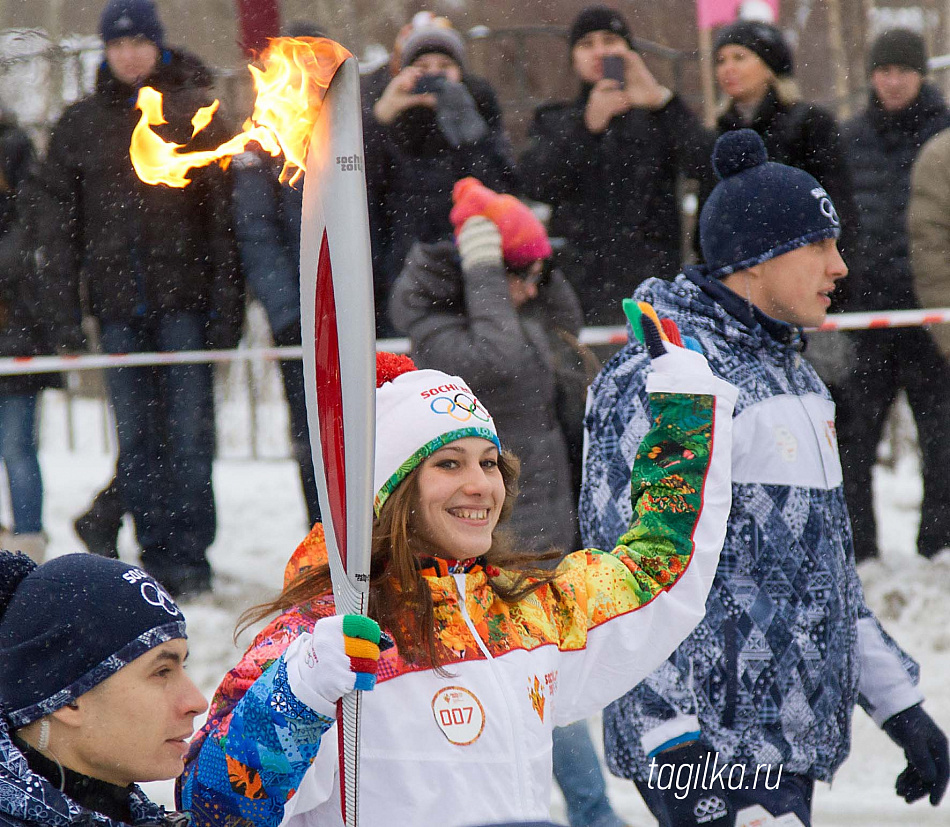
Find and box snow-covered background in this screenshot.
[17,382,950,826]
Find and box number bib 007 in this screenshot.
[431,686,485,746]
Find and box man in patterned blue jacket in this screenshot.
[581,129,948,825]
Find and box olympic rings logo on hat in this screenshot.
[140,581,181,617]
[811,187,839,226]
[429,392,492,423]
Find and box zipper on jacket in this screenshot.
[453,573,531,811]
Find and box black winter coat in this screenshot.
[363,75,518,300]
[34,50,243,347]
[520,90,712,326]
[0,119,56,394]
[705,88,863,310]
[842,83,950,310]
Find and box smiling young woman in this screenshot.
[179,348,738,827]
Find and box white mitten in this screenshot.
[456,215,503,271]
[285,614,381,717]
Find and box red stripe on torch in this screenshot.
[314,230,348,568]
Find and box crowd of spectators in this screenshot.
[2,2,950,825]
[0,2,949,601]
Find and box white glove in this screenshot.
[456,215,503,271]
[285,614,381,717]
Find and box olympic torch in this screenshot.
[298,56,375,827]
[127,38,375,824]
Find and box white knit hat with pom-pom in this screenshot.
[374,353,500,515]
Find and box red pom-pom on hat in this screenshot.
[376,352,417,388]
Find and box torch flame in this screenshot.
[130,37,352,188]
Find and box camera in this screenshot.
[602,55,625,88]
[413,74,447,95]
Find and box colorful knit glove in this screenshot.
[623,299,704,358]
[456,215,504,272]
[290,614,381,717]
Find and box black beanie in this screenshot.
[568,6,633,49]
[868,29,928,75]
[0,552,186,727]
[99,0,165,47]
[700,130,841,279]
[714,20,793,77]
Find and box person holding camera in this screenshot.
[521,5,712,326]
[364,18,517,328]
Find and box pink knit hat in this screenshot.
[449,177,552,268]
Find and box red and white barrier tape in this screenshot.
[1,308,948,376]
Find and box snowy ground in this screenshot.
[18,390,950,825]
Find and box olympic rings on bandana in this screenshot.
[429,392,492,423]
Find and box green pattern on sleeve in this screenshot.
[613,391,716,599]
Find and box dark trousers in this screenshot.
[837,328,950,560]
[635,771,814,827]
[100,313,215,580]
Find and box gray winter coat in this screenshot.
[389,240,583,552]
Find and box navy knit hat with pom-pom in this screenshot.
[0,552,186,727]
[699,129,841,279]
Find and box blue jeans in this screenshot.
[100,314,215,579]
[554,721,625,827]
[0,393,42,533]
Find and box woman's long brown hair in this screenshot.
[239,450,563,671]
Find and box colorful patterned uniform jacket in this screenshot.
[178,363,737,827]
[581,270,922,784]
[0,713,179,827]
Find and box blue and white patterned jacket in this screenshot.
[580,269,922,782]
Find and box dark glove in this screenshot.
[883,703,949,805]
[205,314,243,351]
[435,80,489,147]
[649,740,734,826]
